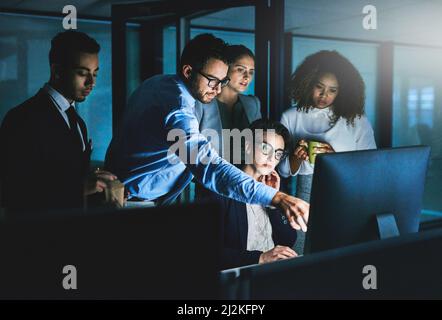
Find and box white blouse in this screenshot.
[278,106,377,176]
[246,204,275,252]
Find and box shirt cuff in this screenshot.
[255,184,278,206]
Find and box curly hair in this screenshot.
[289,50,365,126]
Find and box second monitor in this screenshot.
[305,146,431,253]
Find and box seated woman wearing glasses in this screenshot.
[210,119,299,270]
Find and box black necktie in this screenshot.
[65,105,84,151]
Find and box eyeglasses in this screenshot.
[198,71,230,89]
[256,141,288,161]
[234,66,255,78]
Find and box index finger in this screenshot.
[298,140,308,148]
[313,146,332,153]
[296,201,310,223]
[296,215,307,232]
[285,208,301,230]
[96,172,117,181]
[289,201,309,231]
[278,246,297,257]
[271,171,279,179]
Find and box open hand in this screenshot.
[259,245,298,264]
[271,192,310,232]
[84,169,118,195]
[258,170,281,190]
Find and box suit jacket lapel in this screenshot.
[37,89,74,133]
[36,89,73,136]
[236,201,249,250]
[37,89,89,152]
[77,115,88,146]
[238,95,256,123]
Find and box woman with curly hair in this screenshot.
[278,50,376,202]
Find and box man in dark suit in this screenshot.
[0,31,116,215]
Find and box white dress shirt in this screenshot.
[246,204,275,252]
[44,83,85,151]
[279,106,377,177]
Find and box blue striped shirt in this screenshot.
[105,75,277,206]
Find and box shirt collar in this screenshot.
[43,83,75,112]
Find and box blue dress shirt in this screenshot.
[105,75,277,206]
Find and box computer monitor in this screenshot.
[305,145,431,253]
[224,226,442,299]
[0,202,221,299]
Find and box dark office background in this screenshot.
[0,0,441,218]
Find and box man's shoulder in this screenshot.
[2,90,49,125]
[140,74,180,91]
[142,73,175,84]
[135,74,185,106]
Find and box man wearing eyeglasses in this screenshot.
[105,33,309,231]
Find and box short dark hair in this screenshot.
[249,118,291,151]
[226,44,255,65]
[49,31,100,67]
[289,50,365,126]
[179,33,229,72]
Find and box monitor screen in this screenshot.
[305,146,430,253]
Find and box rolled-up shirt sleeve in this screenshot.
[164,106,277,205]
